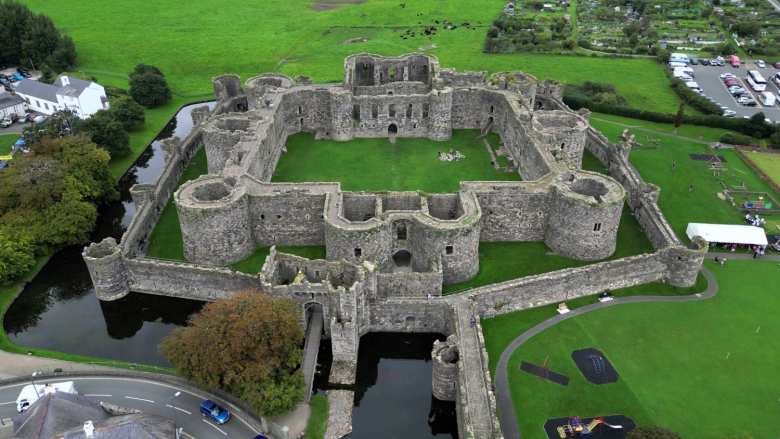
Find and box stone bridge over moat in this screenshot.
[82,53,706,439]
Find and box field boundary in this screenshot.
[735,147,780,196]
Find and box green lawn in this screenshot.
[304,393,329,439]
[484,260,780,439]
[741,150,780,188]
[589,115,780,240]
[231,246,327,274]
[274,130,520,193]
[0,134,18,156]
[21,0,680,113]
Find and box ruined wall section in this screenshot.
[461,181,552,242]
[532,110,588,169]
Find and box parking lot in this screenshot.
[691,62,780,122]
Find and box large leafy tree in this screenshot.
[161,291,305,416]
[0,136,116,257]
[78,110,131,158]
[0,230,35,283]
[129,65,172,108]
[0,1,77,72]
[108,96,145,130]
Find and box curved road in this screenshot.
[0,375,261,438]
[494,266,721,439]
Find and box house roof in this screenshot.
[13,79,59,103]
[59,414,176,439]
[53,76,93,98]
[0,92,25,110]
[12,392,111,439]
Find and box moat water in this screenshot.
[3,102,214,367]
[3,103,456,437]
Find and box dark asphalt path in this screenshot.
[494,267,719,439]
[0,376,261,438]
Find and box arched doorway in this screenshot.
[388,123,398,136]
[393,250,412,268]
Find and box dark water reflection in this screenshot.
[3,102,214,367]
[350,333,458,439]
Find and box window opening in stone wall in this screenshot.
[389,104,396,117]
[260,214,265,220]
[594,223,602,232]
[354,248,362,258]
[423,103,429,118]
[277,214,282,220]
[489,105,494,114]
[353,104,360,121]
[397,223,407,240]
[300,117,304,127]
[406,104,413,118]
[298,106,302,115]
[372,104,378,118]
[388,123,398,135]
[561,143,565,150]
[389,66,396,79]
[445,245,453,255]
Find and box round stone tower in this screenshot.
[663,236,708,287]
[175,176,253,266]
[431,335,459,401]
[545,171,625,260]
[82,238,131,301]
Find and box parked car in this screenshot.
[720,73,736,79]
[774,61,780,69]
[723,109,737,117]
[759,91,776,106]
[16,68,30,78]
[0,118,12,128]
[32,115,46,124]
[756,60,766,68]
[700,59,711,66]
[200,400,230,424]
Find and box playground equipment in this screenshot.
[557,416,623,438]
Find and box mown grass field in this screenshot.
[0,134,18,156]
[484,260,780,439]
[20,0,680,113]
[275,130,519,192]
[589,113,780,240]
[740,150,780,188]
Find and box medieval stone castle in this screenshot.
[82,54,706,439]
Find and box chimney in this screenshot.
[61,76,70,86]
[83,421,95,437]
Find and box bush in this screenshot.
[78,111,130,157]
[129,65,171,108]
[0,231,36,284]
[627,426,681,439]
[720,132,754,145]
[769,131,780,149]
[108,96,145,130]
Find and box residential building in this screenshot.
[0,91,26,119]
[13,75,109,118]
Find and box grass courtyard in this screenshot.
[483,260,780,439]
[274,130,519,193]
[739,150,780,189]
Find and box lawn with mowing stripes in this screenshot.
[484,260,780,439]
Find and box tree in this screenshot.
[0,230,35,284]
[161,291,305,416]
[674,102,685,133]
[129,65,172,108]
[108,96,145,130]
[0,1,77,71]
[768,131,780,149]
[78,111,130,157]
[627,426,682,439]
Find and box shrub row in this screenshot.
[563,94,779,139]
[668,77,723,115]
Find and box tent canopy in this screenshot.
[686,223,768,246]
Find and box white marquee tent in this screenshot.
[686,223,768,246]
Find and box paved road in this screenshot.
[494,267,720,439]
[0,376,261,438]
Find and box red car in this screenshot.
[774,62,780,69]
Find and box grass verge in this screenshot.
[304,393,329,439]
[0,133,19,156]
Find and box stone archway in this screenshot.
[393,250,412,268]
[388,123,398,135]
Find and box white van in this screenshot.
[759,91,776,106]
[16,381,77,412]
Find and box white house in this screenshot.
[0,91,26,119]
[13,75,109,119]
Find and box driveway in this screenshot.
[690,62,780,122]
